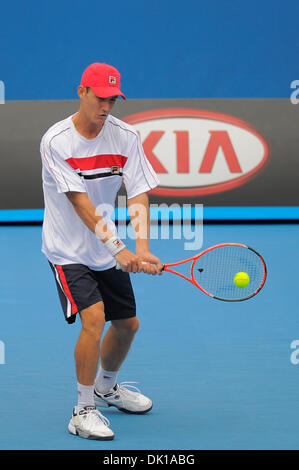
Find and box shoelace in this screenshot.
[85,408,111,428]
[117,381,141,394]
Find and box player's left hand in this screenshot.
[137,251,163,275]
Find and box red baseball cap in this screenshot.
[80,63,126,100]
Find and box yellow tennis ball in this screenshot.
[234,272,250,288]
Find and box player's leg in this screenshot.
[94,317,140,397]
[93,266,153,414]
[48,262,114,439]
[100,316,140,372]
[69,301,115,440]
[94,317,152,414]
[75,301,106,386]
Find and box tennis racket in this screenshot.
[116,242,267,302]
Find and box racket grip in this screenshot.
[115,260,148,271]
[115,261,164,271]
[115,260,124,271]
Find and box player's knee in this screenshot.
[82,316,105,342]
[128,317,139,334]
[80,303,105,341]
[113,317,139,337]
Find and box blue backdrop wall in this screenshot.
[1,0,298,100]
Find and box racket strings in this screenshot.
[192,245,265,301]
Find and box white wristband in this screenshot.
[104,236,126,257]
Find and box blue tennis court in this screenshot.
[1,222,298,450]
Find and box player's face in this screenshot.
[80,87,118,126]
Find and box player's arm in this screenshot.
[66,191,112,240]
[65,191,142,273]
[127,192,163,275]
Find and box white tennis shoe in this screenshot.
[94,382,153,414]
[68,405,114,440]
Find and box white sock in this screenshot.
[77,382,95,410]
[95,367,118,394]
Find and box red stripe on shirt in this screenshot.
[66,154,128,171]
[56,265,78,316]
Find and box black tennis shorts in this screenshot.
[48,262,136,324]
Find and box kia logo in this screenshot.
[123,108,270,196]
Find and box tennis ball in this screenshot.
[234,272,250,288]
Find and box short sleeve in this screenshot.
[41,137,86,194]
[123,134,160,199]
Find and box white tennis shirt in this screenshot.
[40,113,159,270]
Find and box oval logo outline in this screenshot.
[123,108,270,197]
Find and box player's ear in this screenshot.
[77,85,88,99]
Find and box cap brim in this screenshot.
[90,86,126,100]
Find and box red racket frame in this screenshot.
[162,243,267,301]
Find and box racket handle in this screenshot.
[115,260,148,271]
[115,260,124,271]
[115,261,165,271]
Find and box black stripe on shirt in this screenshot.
[78,171,123,180]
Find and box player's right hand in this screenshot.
[114,248,143,273]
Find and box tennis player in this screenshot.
[40,62,163,440]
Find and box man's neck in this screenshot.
[72,112,104,139]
